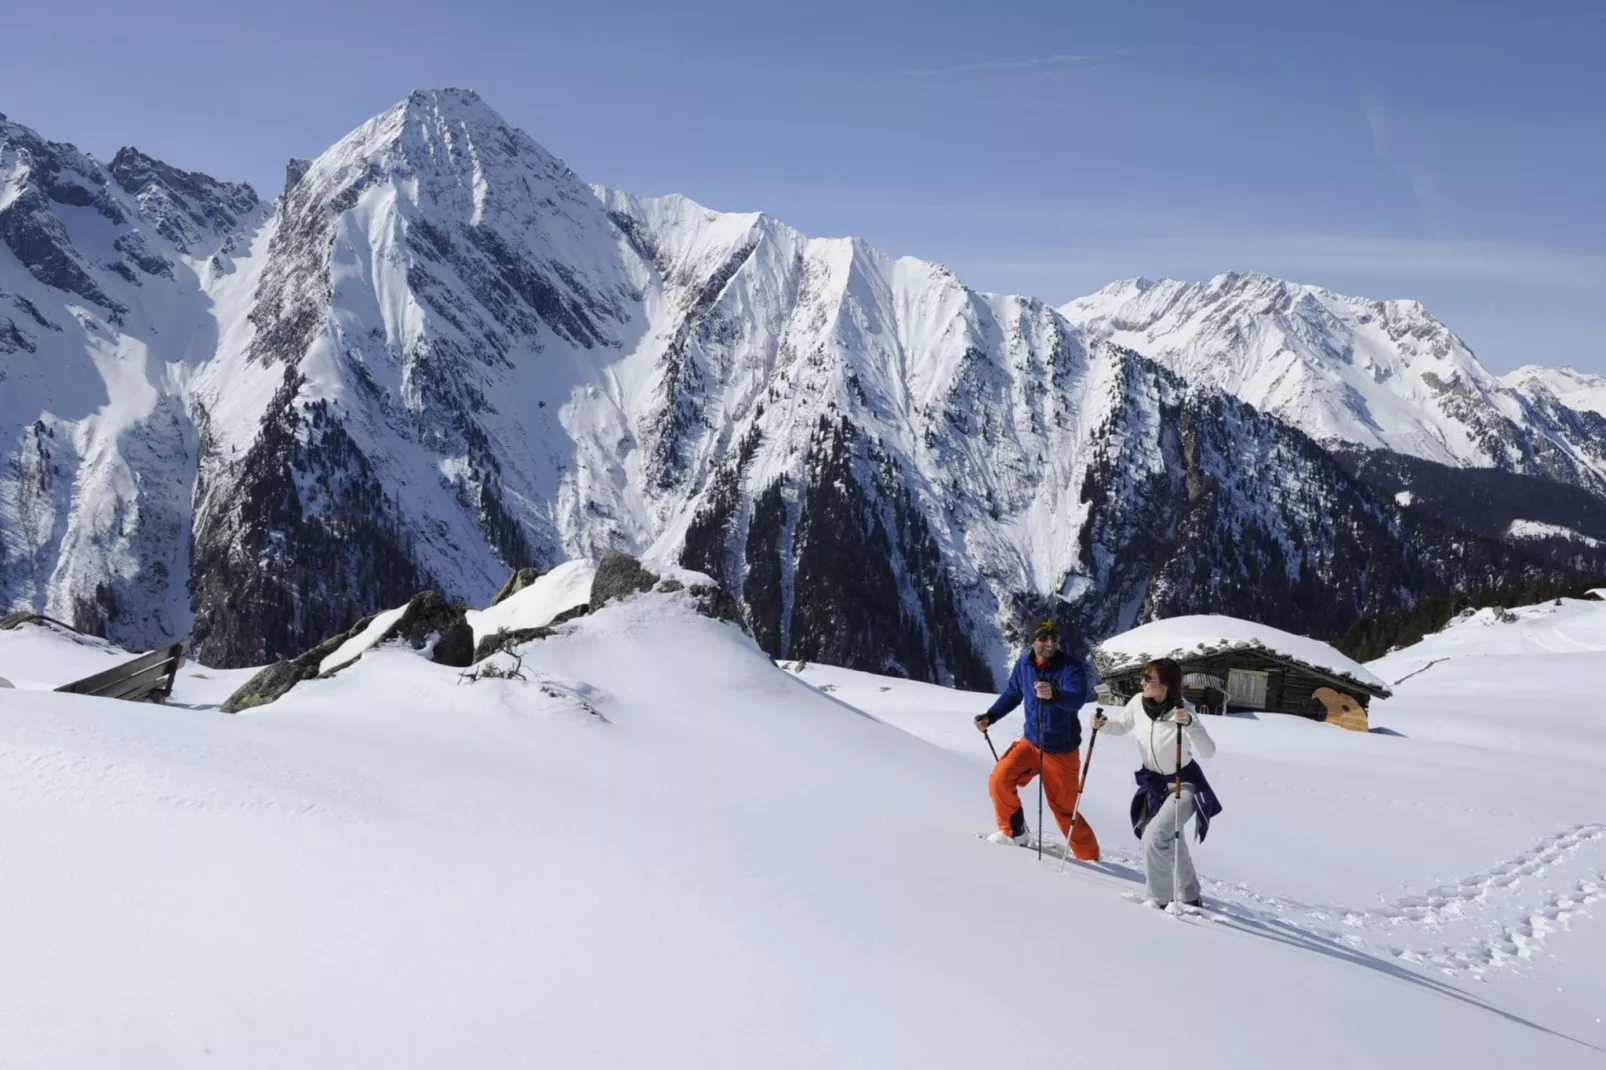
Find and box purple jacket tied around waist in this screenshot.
[1131,761,1224,842]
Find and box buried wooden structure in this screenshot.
[1,613,188,703]
[1093,643,1390,732]
[53,640,188,704]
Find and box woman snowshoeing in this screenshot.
[1092,658,1222,908]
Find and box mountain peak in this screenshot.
[396,87,509,131]
[1508,363,1604,384]
[1504,364,1606,419]
[108,146,259,254]
[310,87,571,192]
[410,86,479,103]
[1105,276,1156,295]
[1206,269,1288,295]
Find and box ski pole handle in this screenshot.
[1174,723,1184,798]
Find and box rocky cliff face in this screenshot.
[0,112,266,652]
[0,93,1590,681]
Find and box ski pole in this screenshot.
[1059,713,1101,876]
[1036,668,1049,860]
[1173,710,1184,907]
[982,727,999,762]
[1037,742,1045,860]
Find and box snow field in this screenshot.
[0,592,1603,1065]
[796,599,1606,1053]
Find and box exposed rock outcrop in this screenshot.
[219,615,375,713]
[488,567,545,608]
[385,590,475,668]
[473,626,556,663]
[220,589,474,712]
[589,550,658,612]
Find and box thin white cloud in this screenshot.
[1361,95,1388,157]
[1259,234,1605,289]
[1360,94,1444,224]
[905,52,1110,76]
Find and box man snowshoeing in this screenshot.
[973,619,1101,861]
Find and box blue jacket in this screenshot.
[982,650,1093,754]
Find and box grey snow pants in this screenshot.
[1142,784,1199,904]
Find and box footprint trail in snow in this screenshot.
[1075,822,1606,980]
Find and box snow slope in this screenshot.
[1506,519,1603,548]
[0,616,130,689]
[799,619,1606,1052]
[1,592,1603,1066]
[1371,595,1606,684]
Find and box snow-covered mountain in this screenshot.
[0,109,267,647]
[1504,365,1606,419]
[1061,274,1606,494]
[0,91,1588,678]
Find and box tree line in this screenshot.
[1334,575,1606,663]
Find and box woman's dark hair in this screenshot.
[1143,658,1184,701]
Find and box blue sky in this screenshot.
[3,0,1601,373]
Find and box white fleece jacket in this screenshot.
[1098,694,1216,775]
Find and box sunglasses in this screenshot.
[1142,674,1161,683]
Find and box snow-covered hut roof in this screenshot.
[1092,615,1390,696]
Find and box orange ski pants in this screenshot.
[990,739,1100,861]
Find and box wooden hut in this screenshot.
[1091,615,1391,732]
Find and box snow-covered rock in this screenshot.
[466,559,595,646]
[319,604,410,676]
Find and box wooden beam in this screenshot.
[54,640,186,702]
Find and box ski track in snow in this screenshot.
[1059,824,1606,980]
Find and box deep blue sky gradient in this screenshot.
[3,0,1601,371]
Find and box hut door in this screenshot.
[1226,668,1269,709]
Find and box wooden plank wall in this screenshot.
[1102,650,1374,721]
